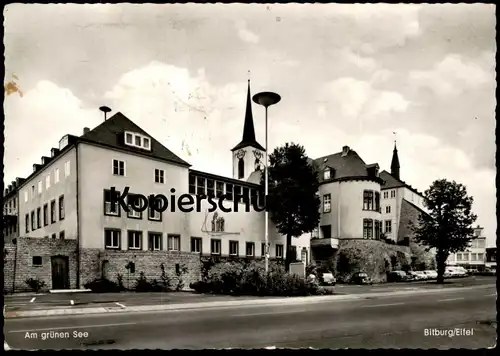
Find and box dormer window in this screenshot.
[124,131,152,151]
[323,168,331,180]
[59,135,69,150]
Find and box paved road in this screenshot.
[5,276,495,311]
[4,284,496,349]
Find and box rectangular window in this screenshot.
[168,235,180,251]
[191,237,202,253]
[24,191,28,202]
[216,182,224,198]
[31,211,36,230]
[207,179,215,197]
[51,233,56,239]
[38,181,43,194]
[477,253,484,261]
[234,186,242,203]
[375,192,380,211]
[385,206,391,214]
[31,185,35,198]
[125,132,133,144]
[229,241,239,256]
[135,135,141,146]
[246,242,255,257]
[64,161,71,177]
[189,175,196,194]
[363,190,374,210]
[477,239,486,248]
[143,137,150,150]
[127,231,142,250]
[211,239,221,255]
[155,169,165,184]
[323,194,331,213]
[471,253,477,261]
[462,253,469,261]
[456,253,462,261]
[391,190,396,198]
[37,208,41,228]
[225,184,233,201]
[104,189,120,216]
[25,213,29,233]
[197,177,206,196]
[148,203,162,221]
[59,195,65,220]
[385,220,392,234]
[55,168,60,183]
[383,191,388,199]
[59,231,65,240]
[276,244,284,258]
[105,229,121,249]
[51,200,56,223]
[323,169,330,180]
[375,220,381,240]
[127,194,142,219]
[262,243,266,256]
[32,256,42,266]
[148,232,162,251]
[112,159,125,176]
[363,219,373,239]
[46,174,51,189]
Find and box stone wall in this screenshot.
[80,249,202,291]
[333,239,412,283]
[3,243,17,293]
[7,238,79,293]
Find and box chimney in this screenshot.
[8,184,12,192]
[51,148,60,157]
[83,127,90,135]
[12,181,17,189]
[341,146,350,157]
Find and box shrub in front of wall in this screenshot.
[134,272,155,293]
[84,278,122,293]
[25,277,46,293]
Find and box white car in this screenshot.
[322,273,336,286]
[414,271,428,280]
[445,267,467,278]
[423,270,438,279]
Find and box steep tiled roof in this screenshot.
[379,170,425,198]
[313,148,378,183]
[81,112,190,167]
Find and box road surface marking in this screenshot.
[29,298,36,303]
[233,309,309,317]
[361,302,405,308]
[115,302,126,308]
[8,322,138,334]
[70,300,74,305]
[438,298,464,302]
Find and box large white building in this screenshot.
[446,225,488,270]
[4,80,433,291]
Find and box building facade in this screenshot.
[446,226,487,271]
[3,178,24,243]
[485,247,496,269]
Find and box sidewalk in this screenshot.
[4,284,494,319]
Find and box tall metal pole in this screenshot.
[264,106,269,274]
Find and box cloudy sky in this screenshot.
[4,4,496,246]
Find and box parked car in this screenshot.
[387,271,408,282]
[349,272,372,285]
[322,273,336,286]
[423,270,438,279]
[445,266,468,278]
[480,267,496,276]
[414,271,428,280]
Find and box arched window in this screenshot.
[238,158,245,179]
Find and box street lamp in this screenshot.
[252,91,281,273]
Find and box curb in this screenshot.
[4,341,12,351]
[4,284,494,319]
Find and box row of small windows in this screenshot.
[25,196,65,233]
[4,198,17,214]
[104,229,284,258]
[321,191,381,213]
[111,159,166,185]
[455,252,485,262]
[42,231,65,240]
[124,131,151,151]
[363,219,392,239]
[104,190,162,221]
[382,190,396,199]
[189,175,264,205]
[24,161,70,202]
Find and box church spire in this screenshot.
[231,79,265,152]
[391,140,400,180]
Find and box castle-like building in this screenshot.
[3,80,429,292]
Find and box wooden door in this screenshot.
[51,256,69,290]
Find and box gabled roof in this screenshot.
[81,112,190,167]
[313,148,376,183]
[379,170,424,197]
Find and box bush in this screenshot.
[196,260,333,297]
[25,277,46,293]
[84,278,122,293]
[134,272,155,293]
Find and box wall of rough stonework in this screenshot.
[333,239,412,283]
[3,243,17,293]
[12,238,78,292]
[398,200,436,270]
[80,249,202,290]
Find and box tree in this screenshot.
[261,143,320,272]
[411,179,477,284]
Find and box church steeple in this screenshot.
[231,80,265,152]
[391,141,400,180]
